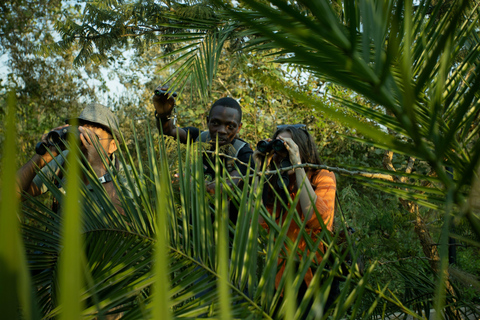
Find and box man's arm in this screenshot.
[17,154,52,199]
[152,85,188,143]
[16,129,65,200]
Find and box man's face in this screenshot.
[207,105,242,147]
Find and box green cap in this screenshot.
[66,103,120,138]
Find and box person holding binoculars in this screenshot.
[152,85,255,195]
[253,124,337,305]
[16,103,125,215]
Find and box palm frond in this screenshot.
[0,92,38,320]
[18,118,422,318]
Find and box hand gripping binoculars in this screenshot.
[35,126,80,155]
[256,139,286,154]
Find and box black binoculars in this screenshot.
[154,87,178,97]
[35,126,80,155]
[256,139,286,153]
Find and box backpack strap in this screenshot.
[232,138,247,158]
[196,131,211,143]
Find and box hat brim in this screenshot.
[64,118,120,139]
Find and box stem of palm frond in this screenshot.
[216,78,233,96]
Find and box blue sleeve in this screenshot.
[236,144,255,175]
[183,127,200,142]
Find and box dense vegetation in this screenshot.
[1,0,480,319]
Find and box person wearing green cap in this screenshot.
[16,103,126,215]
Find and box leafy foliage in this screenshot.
[0,0,103,169]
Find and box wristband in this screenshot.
[98,173,112,184]
[154,110,173,119]
[155,109,177,126]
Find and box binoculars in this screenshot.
[256,139,286,153]
[35,126,80,155]
[154,87,178,97]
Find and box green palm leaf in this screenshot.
[19,119,419,318]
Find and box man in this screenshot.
[153,85,254,193]
[16,103,125,215]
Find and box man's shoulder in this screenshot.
[233,138,254,168]
[234,138,253,154]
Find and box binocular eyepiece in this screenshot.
[256,139,286,153]
[35,126,80,155]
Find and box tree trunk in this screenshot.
[383,150,459,317]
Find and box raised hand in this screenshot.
[281,137,302,166]
[152,85,176,117]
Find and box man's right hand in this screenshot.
[152,85,176,117]
[37,124,69,163]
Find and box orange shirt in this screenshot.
[263,169,336,288]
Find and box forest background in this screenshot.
[1,0,480,319]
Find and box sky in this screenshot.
[0,50,128,106]
[0,0,129,107]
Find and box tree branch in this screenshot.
[203,150,394,181]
